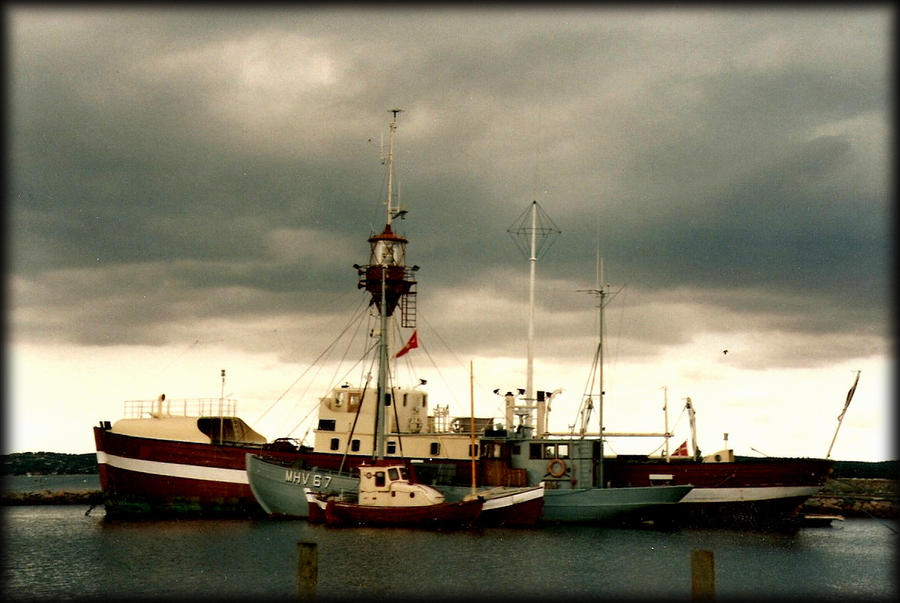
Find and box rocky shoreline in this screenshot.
[799,478,898,519]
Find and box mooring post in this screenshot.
[691,549,715,601]
[297,541,317,601]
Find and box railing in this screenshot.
[123,398,238,419]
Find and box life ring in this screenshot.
[547,458,567,478]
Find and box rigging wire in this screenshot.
[156,338,201,378]
[642,402,687,457]
[284,316,380,440]
[416,311,467,408]
[416,310,507,424]
[336,356,376,470]
[253,294,370,425]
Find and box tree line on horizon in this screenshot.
[2,451,897,479]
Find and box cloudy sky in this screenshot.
[7,6,893,462]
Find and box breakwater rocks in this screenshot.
[800,478,898,519]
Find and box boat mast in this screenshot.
[526,203,538,413]
[375,264,389,459]
[685,397,699,460]
[507,201,559,435]
[384,110,400,228]
[662,386,670,461]
[470,360,477,496]
[219,369,225,445]
[356,109,417,460]
[578,256,610,484]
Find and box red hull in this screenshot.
[93,426,473,517]
[602,456,833,526]
[94,427,300,516]
[603,457,833,489]
[323,498,483,528]
[480,496,544,527]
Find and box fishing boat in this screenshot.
[306,479,543,528]
[458,202,694,524]
[562,259,835,526]
[306,460,483,528]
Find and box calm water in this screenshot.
[2,477,897,601]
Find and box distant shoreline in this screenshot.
[3,476,896,518]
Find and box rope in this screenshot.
[254,294,369,425]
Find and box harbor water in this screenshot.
[2,478,896,601]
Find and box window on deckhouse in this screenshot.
[529,443,570,459]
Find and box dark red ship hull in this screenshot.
[602,456,833,526]
[93,426,473,517]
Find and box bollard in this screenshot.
[691,549,715,601]
[297,541,317,601]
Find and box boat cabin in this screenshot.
[313,385,489,462]
[356,461,446,507]
[480,435,602,489]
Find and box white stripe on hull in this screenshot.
[681,485,822,503]
[96,451,248,485]
[482,487,544,511]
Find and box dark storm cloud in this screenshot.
[8,7,891,367]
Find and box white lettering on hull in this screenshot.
[283,470,333,489]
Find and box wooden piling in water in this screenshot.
[691,549,715,601]
[297,541,317,601]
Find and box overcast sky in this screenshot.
[7,6,893,461]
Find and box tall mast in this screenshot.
[577,256,612,437]
[218,368,226,445]
[356,109,417,459]
[375,267,389,459]
[526,203,537,409]
[662,386,670,461]
[577,256,619,487]
[507,201,560,435]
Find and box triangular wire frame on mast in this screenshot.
[506,201,560,437]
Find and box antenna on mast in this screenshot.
[384,109,403,227]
